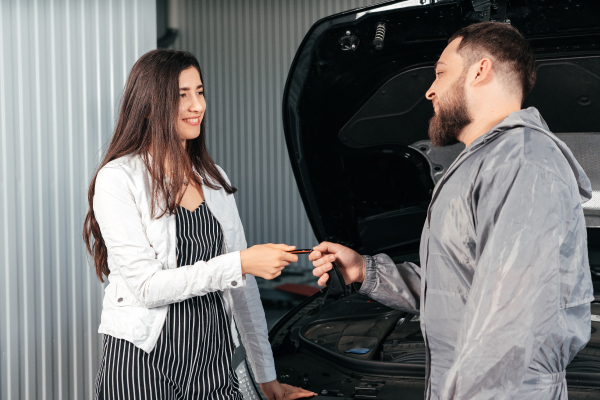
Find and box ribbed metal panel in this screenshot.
[0,0,156,399]
[171,0,376,256]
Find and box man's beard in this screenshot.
[428,73,472,147]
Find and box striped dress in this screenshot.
[95,202,243,400]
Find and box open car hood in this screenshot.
[282,0,600,257]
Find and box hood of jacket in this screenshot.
[462,107,593,204]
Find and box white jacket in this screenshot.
[93,153,276,383]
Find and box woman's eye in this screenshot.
[197,91,204,96]
[179,93,185,98]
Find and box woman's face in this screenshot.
[177,66,206,142]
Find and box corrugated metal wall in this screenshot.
[171,0,376,256]
[0,0,156,399]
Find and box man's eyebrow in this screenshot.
[434,61,446,69]
[179,84,204,91]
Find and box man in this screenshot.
[310,22,594,399]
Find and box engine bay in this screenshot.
[271,290,600,375]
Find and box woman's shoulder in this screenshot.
[99,154,145,177]
[97,153,147,188]
[197,164,232,187]
[214,164,231,185]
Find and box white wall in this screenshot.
[0,0,156,398]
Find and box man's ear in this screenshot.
[471,58,494,87]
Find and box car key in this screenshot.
[286,249,313,254]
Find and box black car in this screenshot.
[235,1,600,398]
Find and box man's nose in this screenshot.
[425,84,435,101]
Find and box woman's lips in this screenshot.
[183,117,201,126]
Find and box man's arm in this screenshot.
[441,159,566,399]
[310,243,421,314]
[358,255,421,314]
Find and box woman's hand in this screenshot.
[259,380,316,400]
[240,244,298,280]
[309,241,366,286]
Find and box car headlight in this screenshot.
[235,359,265,400]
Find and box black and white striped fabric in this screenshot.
[95,202,242,400]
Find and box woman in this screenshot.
[83,49,315,400]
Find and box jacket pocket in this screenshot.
[110,282,144,307]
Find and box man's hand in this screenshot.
[309,241,366,286]
[259,380,316,399]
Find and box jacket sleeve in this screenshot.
[93,165,245,309]
[358,254,421,314]
[218,166,277,384]
[441,159,566,399]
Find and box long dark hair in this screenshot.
[83,49,236,282]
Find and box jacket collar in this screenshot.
[426,107,593,225]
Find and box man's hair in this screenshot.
[448,22,536,101]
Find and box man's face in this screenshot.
[425,38,472,147]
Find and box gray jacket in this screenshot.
[359,108,594,399]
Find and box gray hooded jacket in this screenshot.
[358,108,594,399]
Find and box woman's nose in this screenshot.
[189,97,204,113]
